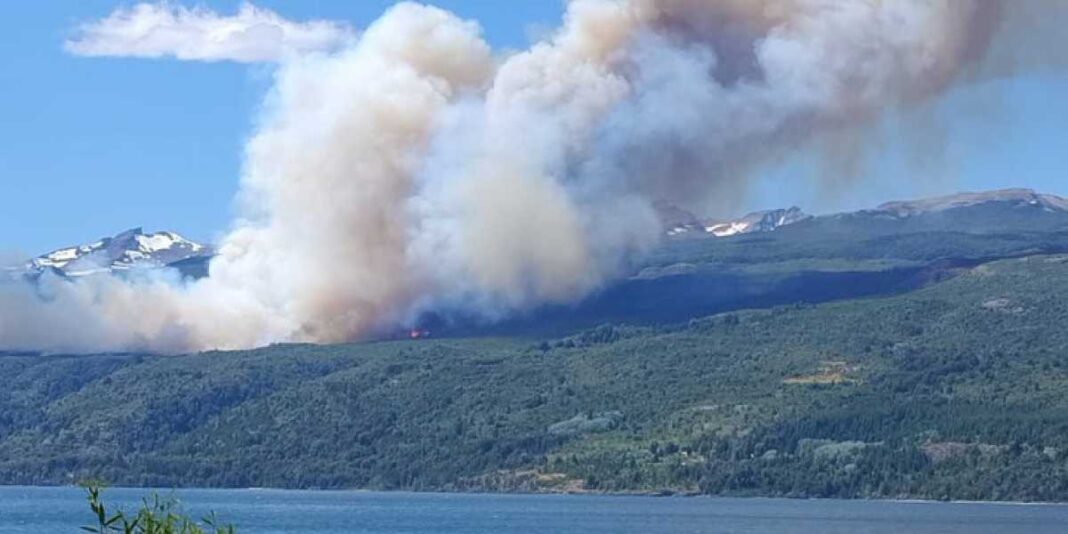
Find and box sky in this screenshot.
[1,1,1066,254]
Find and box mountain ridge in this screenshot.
[662,188,1068,240]
[15,188,1068,286]
[874,188,1068,217]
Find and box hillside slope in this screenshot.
[454,190,1068,336]
[3,254,1068,501]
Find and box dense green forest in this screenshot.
[3,253,1068,501]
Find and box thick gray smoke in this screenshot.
[0,0,1048,353]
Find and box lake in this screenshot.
[2,486,1068,533]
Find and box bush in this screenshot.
[81,482,235,534]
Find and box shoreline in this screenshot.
[9,483,1068,507]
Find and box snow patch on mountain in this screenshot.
[703,207,811,237]
[704,221,752,237]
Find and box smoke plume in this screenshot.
[0,0,1052,353]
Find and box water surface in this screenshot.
[2,486,1067,533]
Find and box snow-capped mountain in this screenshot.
[26,228,212,278]
[658,202,811,238]
[703,207,811,237]
[873,188,1068,217]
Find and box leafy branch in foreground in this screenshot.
[80,482,235,534]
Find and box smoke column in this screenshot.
[0,0,1047,353]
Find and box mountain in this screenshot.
[703,207,811,237]
[654,202,705,237]
[25,228,212,279]
[21,188,1064,283]
[653,201,811,238]
[658,203,811,238]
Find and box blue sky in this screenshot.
[1,1,1066,254]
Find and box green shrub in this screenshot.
[81,483,235,534]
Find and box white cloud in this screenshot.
[65,2,354,62]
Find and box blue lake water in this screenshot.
[2,486,1068,533]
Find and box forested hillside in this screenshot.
[3,254,1068,501]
